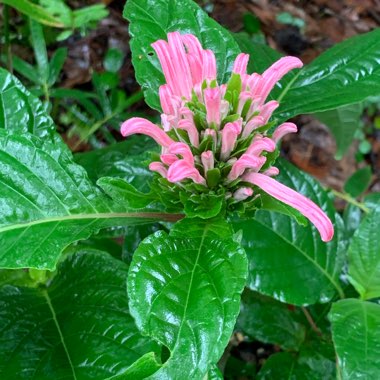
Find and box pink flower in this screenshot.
[120,32,334,241]
[243,172,334,242]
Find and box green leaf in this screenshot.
[48,47,67,86]
[0,68,56,138]
[29,18,49,83]
[344,166,372,198]
[234,158,346,305]
[0,55,40,84]
[72,4,109,29]
[0,0,65,27]
[124,0,240,111]
[329,299,380,379]
[258,348,335,380]
[74,136,157,192]
[0,249,160,379]
[104,48,125,73]
[127,218,248,379]
[315,104,363,160]
[347,206,380,300]
[237,289,306,350]
[0,130,179,270]
[276,29,380,119]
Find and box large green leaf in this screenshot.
[0,249,160,379]
[329,299,380,379]
[234,158,346,305]
[75,136,157,192]
[315,103,363,160]
[276,29,380,119]
[0,68,56,139]
[124,0,240,111]
[237,289,306,350]
[347,206,380,300]
[127,218,248,379]
[0,130,180,270]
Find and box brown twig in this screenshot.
[301,307,323,337]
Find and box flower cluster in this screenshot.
[121,32,334,242]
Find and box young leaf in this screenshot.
[0,130,180,270]
[233,158,346,305]
[48,47,68,86]
[0,0,65,27]
[104,48,125,73]
[0,68,56,138]
[330,299,380,379]
[315,104,363,160]
[29,18,49,84]
[127,218,248,379]
[276,29,380,119]
[347,206,380,300]
[0,249,160,379]
[344,166,372,198]
[124,0,240,111]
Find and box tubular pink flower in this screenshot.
[160,153,178,165]
[149,162,168,178]
[246,137,276,156]
[202,50,217,81]
[201,151,214,172]
[243,172,334,242]
[168,142,195,165]
[204,87,221,126]
[233,53,249,75]
[259,100,279,123]
[242,116,265,138]
[272,122,298,143]
[121,117,174,148]
[247,73,262,95]
[221,121,242,161]
[177,119,200,147]
[263,167,280,177]
[233,187,253,201]
[257,56,303,102]
[228,154,266,181]
[159,85,174,115]
[167,159,206,185]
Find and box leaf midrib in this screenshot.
[0,212,183,233]
[253,218,344,299]
[42,290,77,380]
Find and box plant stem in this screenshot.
[3,4,13,72]
[330,189,369,213]
[301,307,322,337]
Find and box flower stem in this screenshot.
[330,189,369,213]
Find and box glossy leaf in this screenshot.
[330,299,380,379]
[234,158,346,305]
[344,166,372,198]
[75,136,157,192]
[48,47,67,86]
[276,29,380,119]
[348,206,380,300]
[0,249,160,379]
[315,104,363,160]
[128,218,248,379]
[237,289,306,350]
[0,130,179,270]
[0,68,56,138]
[124,0,240,111]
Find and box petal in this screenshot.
[272,122,298,143]
[121,117,175,148]
[167,159,206,185]
[243,172,334,242]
